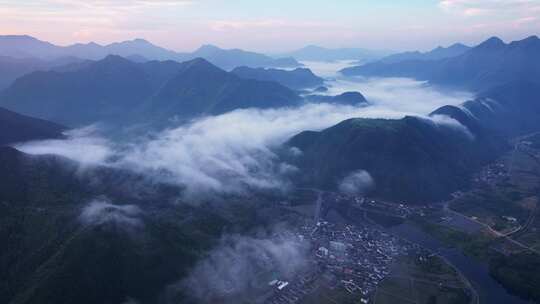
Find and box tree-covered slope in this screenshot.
[341,36,540,92]
[286,116,497,203]
[285,81,540,203]
[0,147,241,304]
[0,56,301,127]
[0,107,65,146]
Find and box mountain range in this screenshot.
[141,58,302,123]
[286,81,540,202]
[0,56,85,90]
[0,35,301,71]
[191,44,300,70]
[341,36,540,91]
[2,78,539,303]
[0,67,278,303]
[1,32,540,304]
[0,56,301,127]
[375,43,470,64]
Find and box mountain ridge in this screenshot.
[285,81,540,202]
[0,35,301,70]
[341,36,540,91]
[0,106,65,146]
[376,42,471,64]
[0,56,301,127]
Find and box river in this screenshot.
[388,222,533,304]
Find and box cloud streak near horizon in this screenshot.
[438,0,540,27]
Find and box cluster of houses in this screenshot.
[264,221,413,304]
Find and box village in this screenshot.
[263,220,424,304]
[261,136,540,304]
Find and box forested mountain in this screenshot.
[341,36,540,91]
[0,106,65,146]
[285,81,540,202]
[0,147,243,304]
[143,58,302,121]
[189,44,300,70]
[0,56,84,90]
[286,116,500,203]
[0,56,301,126]
[376,43,470,64]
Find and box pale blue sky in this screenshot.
[0,0,539,52]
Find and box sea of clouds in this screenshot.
[16,76,472,200]
[14,73,475,302]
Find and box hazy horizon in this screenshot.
[1,0,539,53]
[2,2,540,304]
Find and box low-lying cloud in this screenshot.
[180,231,309,303]
[80,199,143,228]
[338,170,375,195]
[17,125,115,165]
[429,114,475,140]
[16,77,473,200]
[323,76,473,115]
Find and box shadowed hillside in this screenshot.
[0,56,301,127]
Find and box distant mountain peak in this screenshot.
[196,44,222,52]
[71,41,101,47]
[181,57,223,73]
[448,43,469,49]
[125,54,148,63]
[98,54,134,66]
[0,35,54,45]
[303,45,326,50]
[186,57,212,65]
[520,35,540,45]
[430,43,469,53]
[342,35,539,92]
[0,34,37,40]
[108,38,154,47]
[102,54,127,60]
[477,36,505,49]
[0,35,300,70]
[200,44,219,48]
[125,38,155,46]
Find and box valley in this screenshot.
[269,127,540,303]
[1,30,540,304]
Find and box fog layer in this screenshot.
[16,76,472,199]
[180,231,309,303]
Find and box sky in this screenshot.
[0,0,539,52]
